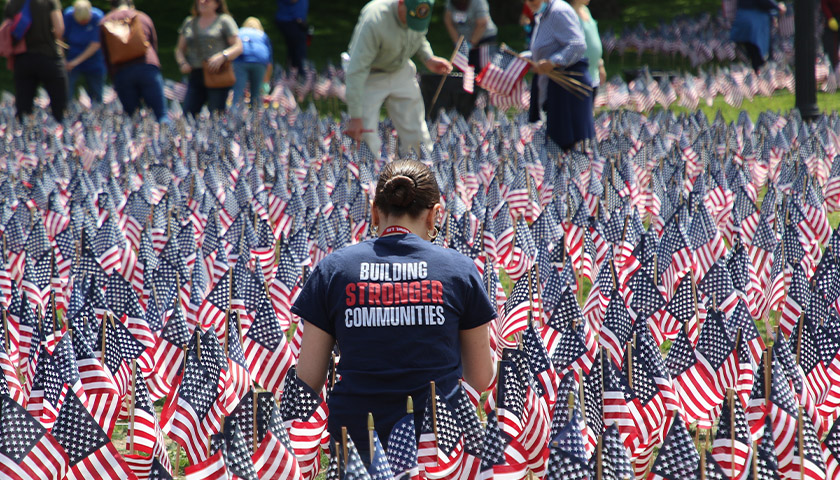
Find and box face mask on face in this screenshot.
[536,1,548,14]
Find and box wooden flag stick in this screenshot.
[567,391,575,418]
[100,313,108,364]
[690,269,700,327]
[341,426,349,471]
[652,252,658,286]
[196,330,202,361]
[796,313,804,364]
[764,348,772,408]
[174,445,181,477]
[128,359,137,454]
[368,413,375,464]
[2,310,8,354]
[427,36,464,120]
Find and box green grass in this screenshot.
[605,0,720,29]
[668,90,840,122]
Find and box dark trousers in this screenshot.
[276,19,308,71]
[13,52,68,122]
[183,69,230,117]
[738,41,766,72]
[113,63,167,121]
[825,27,840,69]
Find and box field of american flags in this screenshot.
[9,1,840,478]
[6,73,840,480]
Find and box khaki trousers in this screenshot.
[360,61,433,156]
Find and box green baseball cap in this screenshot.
[405,0,434,31]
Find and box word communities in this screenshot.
[344,261,446,328]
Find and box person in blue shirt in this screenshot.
[232,17,273,108]
[294,160,495,456]
[63,0,106,104]
[275,0,308,71]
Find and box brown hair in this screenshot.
[374,160,440,218]
[191,0,230,16]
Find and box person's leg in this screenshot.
[183,70,207,117]
[232,62,248,105]
[67,69,79,102]
[249,63,266,108]
[206,87,230,114]
[291,21,308,70]
[359,72,392,156]
[741,42,765,72]
[13,54,38,119]
[40,55,68,122]
[85,70,105,104]
[140,66,168,122]
[113,66,140,116]
[384,62,433,155]
[277,20,307,71]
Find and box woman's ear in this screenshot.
[371,206,380,229]
[427,203,442,229]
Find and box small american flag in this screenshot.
[648,412,699,480]
[278,368,328,478]
[0,393,69,480]
[476,51,530,96]
[52,391,138,480]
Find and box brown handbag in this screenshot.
[202,59,236,88]
[101,14,148,64]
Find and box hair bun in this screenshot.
[382,175,416,208]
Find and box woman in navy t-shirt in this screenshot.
[292,160,496,453]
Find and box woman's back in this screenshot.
[237,26,271,64]
[292,233,496,445]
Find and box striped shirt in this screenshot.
[529,0,586,68]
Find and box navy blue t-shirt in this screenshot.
[291,232,496,446]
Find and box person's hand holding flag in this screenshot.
[425,56,453,75]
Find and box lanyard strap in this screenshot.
[380,225,412,236]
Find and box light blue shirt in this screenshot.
[529,0,586,68]
[236,27,273,64]
[527,0,587,106]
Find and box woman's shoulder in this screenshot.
[219,13,238,25]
